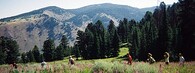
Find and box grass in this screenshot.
[1,59,195,73]
[0,47,195,73]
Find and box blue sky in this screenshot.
[0,0,178,19]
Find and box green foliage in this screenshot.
[60,35,69,57]
[21,52,28,63]
[32,45,41,62]
[133,62,158,73]
[42,39,55,61]
[178,0,195,60]
[72,44,80,60]
[54,44,64,60]
[92,60,113,72]
[27,50,35,62]
[0,36,20,64]
[112,30,120,57]
[76,20,120,59]
[0,46,6,64]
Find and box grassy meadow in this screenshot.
[0,48,195,73]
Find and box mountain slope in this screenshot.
[0,3,155,52]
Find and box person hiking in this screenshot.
[69,56,75,65]
[164,52,170,65]
[12,61,17,69]
[179,53,185,66]
[127,53,132,65]
[147,53,156,64]
[41,61,47,68]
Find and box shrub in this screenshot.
[92,61,113,72]
[112,61,126,73]
[134,62,158,73]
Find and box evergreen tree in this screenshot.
[60,35,69,56]
[32,45,41,62]
[76,30,88,59]
[0,47,6,64]
[73,43,80,60]
[112,30,120,57]
[1,36,20,64]
[131,26,141,59]
[27,50,35,62]
[21,52,28,63]
[85,27,96,58]
[95,20,107,58]
[152,2,169,60]
[107,20,118,57]
[42,39,55,62]
[178,0,195,60]
[55,44,64,60]
[118,20,126,43]
[127,19,136,44]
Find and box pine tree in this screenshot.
[112,30,120,57]
[21,52,28,63]
[2,37,20,64]
[55,44,64,60]
[32,45,41,62]
[60,35,69,57]
[27,50,35,62]
[85,28,93,58]
[95,20,107,58]
[178,0,195,60]
[42,39,55,62]
[131,26,141,59]
[0,47,6,64]
[76,30,88,59]
[107,20,118,57]
[73,44,80,60]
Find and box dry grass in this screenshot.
[0,61,194,73]
[0,48,194,73]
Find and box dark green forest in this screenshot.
[75,1,195,61]
[0,0,195,65]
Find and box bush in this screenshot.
[112,61,126,73]
[133,62,158,73]
[92,61,113,72]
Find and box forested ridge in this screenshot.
[0,0,195,65]
[75,1,195,61]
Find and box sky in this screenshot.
[0,0,178,19]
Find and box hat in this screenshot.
[148,53,152,56]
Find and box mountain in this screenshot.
[0,3,155,52]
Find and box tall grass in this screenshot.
[91,61,158,73]
[133,62,158,73]
[1,61,194,73]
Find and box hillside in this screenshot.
[0,3,155,52]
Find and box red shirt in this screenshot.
[128,55,132,62]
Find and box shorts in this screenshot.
[165,62,169,65]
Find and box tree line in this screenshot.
[75,0,195,61]
[0,0,195,65]
[74,20,120,59]
[0,35,71,64]
[21,35,71,63]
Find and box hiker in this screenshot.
[179,53,185,66]
[147,53,156,64]
[127,53,132,65]
[41,61,47,68]
[69,56,75,65]
[12,62,17,69]
[164,52,170,65]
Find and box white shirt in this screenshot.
[179,56,185,63]
[165,57,169,62]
